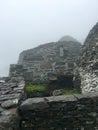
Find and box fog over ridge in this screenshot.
[0,0,98,76]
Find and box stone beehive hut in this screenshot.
[79,23,98,93]
[9,36,81,83]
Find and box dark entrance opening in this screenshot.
[57,75,74,89]
[48,75,74,91]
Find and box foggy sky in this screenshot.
[0,0,98,76]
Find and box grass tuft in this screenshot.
[25,85,46,92]
[62,89,78,95]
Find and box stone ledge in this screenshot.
[19,93,98,111]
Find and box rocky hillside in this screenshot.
[15,36,81,81]
[79,22,98,93]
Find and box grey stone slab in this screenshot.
[46,95,77,102]
[1,99,19,109]
[20,97,49,110]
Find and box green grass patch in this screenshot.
[62,89,79,95]
[25,85,46,92]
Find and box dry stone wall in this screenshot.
[1,83,98,130]
[1,81,98,130]
[0,81,25,130]
[19,93,98,130]
[79,22,98,93]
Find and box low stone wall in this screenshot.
[0,81,25,130]
[19,93,98,130]
[1,81,98,130]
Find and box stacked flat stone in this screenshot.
[19,93,98,130]
[0,81,25,130]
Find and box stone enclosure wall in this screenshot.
[19,93,98,130]
[1,81,98,130]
